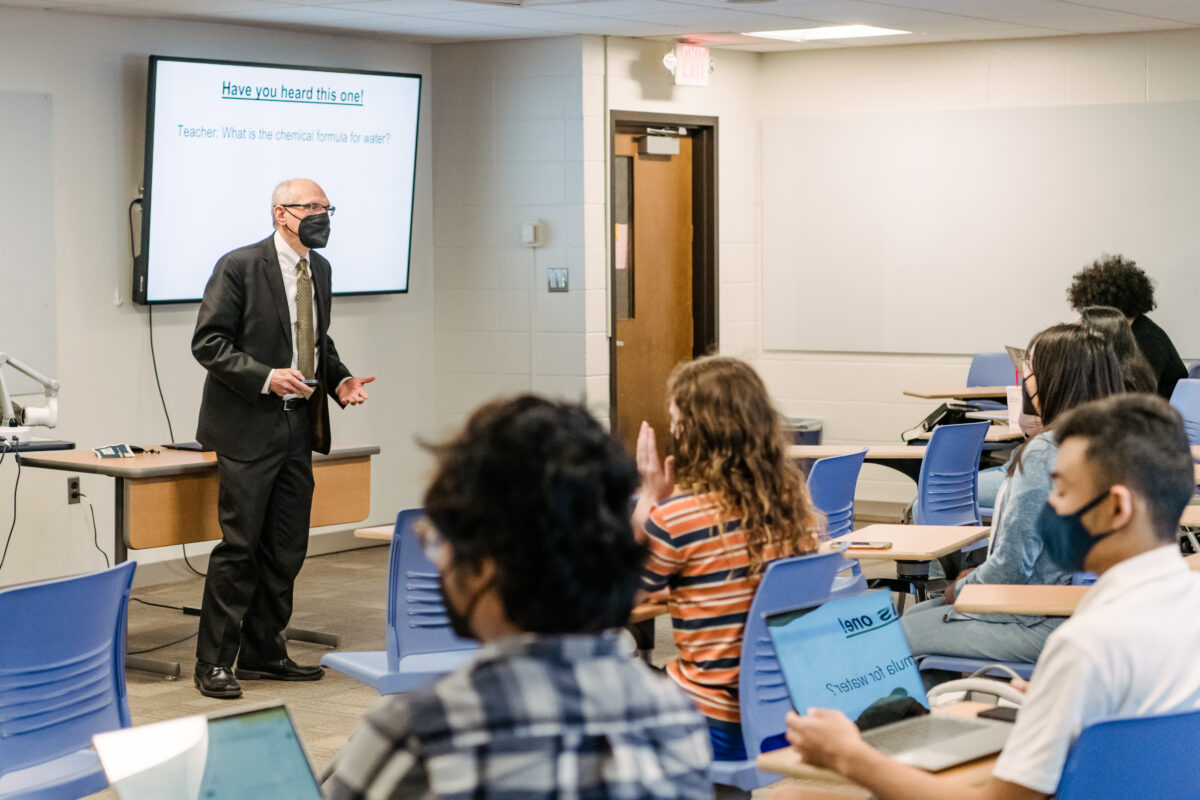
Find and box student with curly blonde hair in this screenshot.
[633,355,824,761]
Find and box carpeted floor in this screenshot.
[82,544,852,799]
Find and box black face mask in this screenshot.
[1038,489,1115,572]
[296,212,330,249]
[438,573,492,642]
[1020,378,1038,416]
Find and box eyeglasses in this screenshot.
[412,517,445,564]
[281,202,336,216]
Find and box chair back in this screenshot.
[913,422,989,526]
[0,561,135,779]
[386,509,477,671]
[1056,709,1200,799]
[1169,379,1200,447]
[966,352,1017,387]
[737,550,857,756]
[806,449,867,540]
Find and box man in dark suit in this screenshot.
[191,178,373,699]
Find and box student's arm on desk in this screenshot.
[771,710,1047,800]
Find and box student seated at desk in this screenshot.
[903,325,1123,682]
[1067,253,1186,400]
[775,393,1200,800]
[633,356,823,761]
[324,396,712,800]
[1079,305,1157,394]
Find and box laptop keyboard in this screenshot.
[862,715,987,754]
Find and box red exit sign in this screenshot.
[670,43,711,87]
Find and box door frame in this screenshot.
[608,111,719,433]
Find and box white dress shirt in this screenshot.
[992,545,1200,794]
[261,232,317,395]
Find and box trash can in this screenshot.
[788,417,822,446]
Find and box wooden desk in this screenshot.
[955,584,1088,616]
[1180,505,1200,527]
[914,425,1023,443]
[956,556,1200,617]
[965,411,1010,423]
[23,444,378,561]
[903,386,1010,400]
[756,701,996,796]
[827,524,990,602]
[789,445,923,461]
[23,444,379,676]
[354,524,393,541]
[830,524,989,562]
[1195,463,1200,486]
[789,444,926,482]
[1192,445,1200,461]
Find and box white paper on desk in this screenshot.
[93,714,207,800]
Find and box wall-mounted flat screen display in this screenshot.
[136,56,421,304]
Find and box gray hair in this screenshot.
[271,179,301,228]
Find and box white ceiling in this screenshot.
[2,0,1198,49]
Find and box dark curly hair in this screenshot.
[423,395,644,634]
[1067,254,1156,317]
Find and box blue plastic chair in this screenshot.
[911,422,990,527]
[967,353,1017,411]
[1169,379,1200,447]
[806,449,867,541]
[1056,708,1200,799]
[0,561,136,800]
[806,448,868,597]
[709,550,857,793]
[321,509,479,694]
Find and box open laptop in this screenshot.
[765,590,1011,771]
[93,704,323,800]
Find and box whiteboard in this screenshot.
[0,92,55,393]
[762,102,1200,356]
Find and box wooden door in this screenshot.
[613,133,694,455]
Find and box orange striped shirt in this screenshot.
[642,492,783,723]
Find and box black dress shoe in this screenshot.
[195,661,243,699]
[235,657,324,681]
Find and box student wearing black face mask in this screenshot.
[325,396,712,800]
[190,178,375,699]
[774,394,1200,800]
[901,324,1123,685]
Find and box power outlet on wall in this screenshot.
[67,476,81,505]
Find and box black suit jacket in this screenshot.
[192,235,351,459]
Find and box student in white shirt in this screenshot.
[772,393,1200,800]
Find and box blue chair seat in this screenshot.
[0,750,107,800]
[321,508,479,694]
[320,648,480,695]
[0,560,135,800]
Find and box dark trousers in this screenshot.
[196,406,314,666]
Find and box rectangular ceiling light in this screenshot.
[743,25,909,42]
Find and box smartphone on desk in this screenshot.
[845,541,893,550]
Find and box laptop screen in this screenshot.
[766,590,928,725]
[198,706,323,800]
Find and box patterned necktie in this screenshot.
[296,257,315,380]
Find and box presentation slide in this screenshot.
[767,590,927,723]
[140,57,420,303]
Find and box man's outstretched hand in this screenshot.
[338,375,375,406]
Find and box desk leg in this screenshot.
[895,560,932,603]
[117,477,184,679]
[114,477,127,564]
